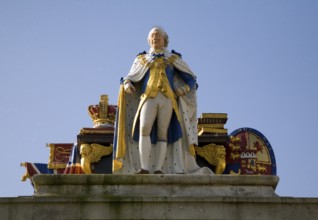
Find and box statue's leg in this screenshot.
[154,141,167,173]
[155,93,173,173]
[138,136,151,172]
[157,93,173,142]
[138,98,158,173]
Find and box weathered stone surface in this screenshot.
[1,195,318,220]
[33,174,279,197]
[1,175,317,220]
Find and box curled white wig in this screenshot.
[147,26,169,48]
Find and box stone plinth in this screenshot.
[1,175,318,220]
[33,174,279,198]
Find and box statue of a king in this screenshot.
[112,26,212,175]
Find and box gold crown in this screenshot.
[88,95,116,127]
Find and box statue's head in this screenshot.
[147,26,169,50]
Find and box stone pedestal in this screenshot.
[33,174,279,198]
[1,175,318,220]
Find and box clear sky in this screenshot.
[1,0,317,198]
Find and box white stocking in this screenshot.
[155,141,167,171]
[139,135,151,170]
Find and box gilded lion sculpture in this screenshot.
[195,143,226,174]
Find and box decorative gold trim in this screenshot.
[47,143,56,168]
[112,84,127,172]
[47,163,67,169]
[200,113,228,119]
[117,85,126,159]
[113,159,123,172]
[79,128,114,135]
[198,127,228,136]
[197,124,224,129]
[189,144,196,156]
[230,169,241,175]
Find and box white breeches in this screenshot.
[139,92,173,141]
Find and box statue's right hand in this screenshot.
[124,80,136,94]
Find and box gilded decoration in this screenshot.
[79,127,114,135]
[224,127,277,175]
[197,113,228,137]
[80,143,113,174]
[88,95,116,128]
[47,143,73,169]
[195,143,226,174]
[20,162,29,182]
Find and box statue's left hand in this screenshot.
[124,80,136,94]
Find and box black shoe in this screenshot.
[135,169,150,174]
[154,170,164,174]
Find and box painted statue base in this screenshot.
[33,174,279,198]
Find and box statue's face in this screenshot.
[149,29,165,50]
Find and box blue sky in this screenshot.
[1,0,317,198]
